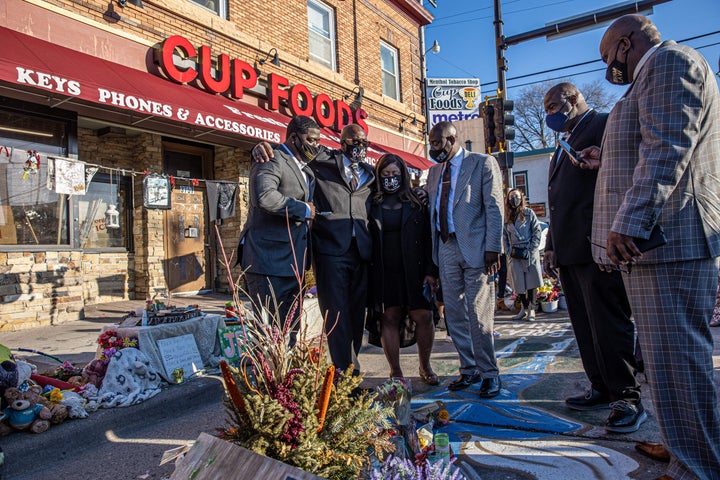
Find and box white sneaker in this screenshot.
[528,310,536,321]
[512,306,527,321]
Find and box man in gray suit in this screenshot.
[590,15,720,479]
[426,121,504,398]
[240,115,318,335]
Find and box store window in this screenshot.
[189,0,227,18]
[380,41,400,101]
[77,173,132,249]
[513,171,528,198]
[307,0,336,71]
[0,108,70,246]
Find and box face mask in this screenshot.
[605,34,632,85]
[342,143,367,164]
[381,175,402,193]
[508,196,521,208]
[545,100,569,132]
[429,139,452,163]
[294,136,319,162]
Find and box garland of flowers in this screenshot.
[97,330,137,362]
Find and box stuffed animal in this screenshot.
[82,359,108,387]
[0,386,52,436]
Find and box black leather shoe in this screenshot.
[478,377,501,398]
[605,401,647,433]
[447,373,481,391]
[565,388,611,411]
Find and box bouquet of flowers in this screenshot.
[97,330,137,362]
[376,377,412,426]
[536,276,562,303]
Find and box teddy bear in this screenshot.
[0,385,52,436]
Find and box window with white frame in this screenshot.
[189,0,227,19]
[307,0,336,71]
[380,41,400,101]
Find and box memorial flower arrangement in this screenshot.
[214,225,394,480]
[536,277,562,303]
[369,455,466,480]
[97,330,137,361]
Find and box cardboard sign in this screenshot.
[157,334,203,382]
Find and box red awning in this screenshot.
[0,26,431,171]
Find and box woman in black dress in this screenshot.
[368,154,439,385]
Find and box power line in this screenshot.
[428,0,575,29]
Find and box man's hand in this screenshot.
[577,146,601,170]
[251,142,275,163]
[607,231,642,265]
[542,250,558,279]
[413,187,429,206]
[484,251,500,276]
[307,202,316,221]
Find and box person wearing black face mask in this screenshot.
[593,15,720,478]
[425,121,504,398]
[249,123,376,374]
[542,82,642,435]
[239,115,319,341]
[366,154,439,384]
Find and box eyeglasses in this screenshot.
[589,239,632,274]
[345,139,369,147]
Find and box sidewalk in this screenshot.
[3,294,720,479]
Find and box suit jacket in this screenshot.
[240,145,315,277]
[367,201,438,310]
[427,149,504,269]
[308,149,375,261]
[592,40,720,264]
[546,110,608,265]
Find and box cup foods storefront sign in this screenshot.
[156,35,368,133]
[426,78,480,129]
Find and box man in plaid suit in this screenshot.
[589,15,720,479]
[426,121,504,398]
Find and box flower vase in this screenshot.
[541,300,559,313]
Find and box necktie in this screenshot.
[350,163,360,191]
[439,163,452,242]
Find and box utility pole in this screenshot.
[493,0,513,189]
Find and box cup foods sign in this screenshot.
[426,78,480,129]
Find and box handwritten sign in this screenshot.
[157,334,203,383]
[217,326,250,367]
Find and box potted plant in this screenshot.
[536,277,561,313]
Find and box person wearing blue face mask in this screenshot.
[542,83,642,434]
[366,154,439,384]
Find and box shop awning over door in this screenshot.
[0,26,431,171]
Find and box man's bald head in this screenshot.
[543,82,589,132]
[428,121,459,162]
[340,124,367,143]
[600,15,661,82]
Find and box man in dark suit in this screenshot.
[240,115,318,335]
[542,83,642,433]
[251,124,375,372]
[591,15,720,478]
[426,121,504,398]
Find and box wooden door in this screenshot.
[163,142,212,294]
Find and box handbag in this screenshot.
[510,245,530,259]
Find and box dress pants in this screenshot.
[314,239,368,372]
[438,236,498,378]
[559,262,639,402]
[245,272,302,334]
[625,258,720,479]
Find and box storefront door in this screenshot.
[163,142,213,294]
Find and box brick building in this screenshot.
[0,0,433,331]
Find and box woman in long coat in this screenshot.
[367,154,439,384]
[503,189,543,321]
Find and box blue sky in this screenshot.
[424,0,720,100]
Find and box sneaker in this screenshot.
[565,388,611,411]
[512,306,527,321]
[605,401,647,433]
[527,309,536,321]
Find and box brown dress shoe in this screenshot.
[654,476,674,480]
[635,441,670,462]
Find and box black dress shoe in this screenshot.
[565,388,611,411]
[447,373,481,391]
[478,377,501,398]
[605,400,647,433]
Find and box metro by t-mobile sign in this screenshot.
[155,35,368,133]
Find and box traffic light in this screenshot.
[493,98,515,150]
[482,101,497,153]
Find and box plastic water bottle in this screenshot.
[434,432,450,461]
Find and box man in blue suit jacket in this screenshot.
[591,15,720,479]
[240,116,318,336]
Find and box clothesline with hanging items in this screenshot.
[1,145,240,224]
